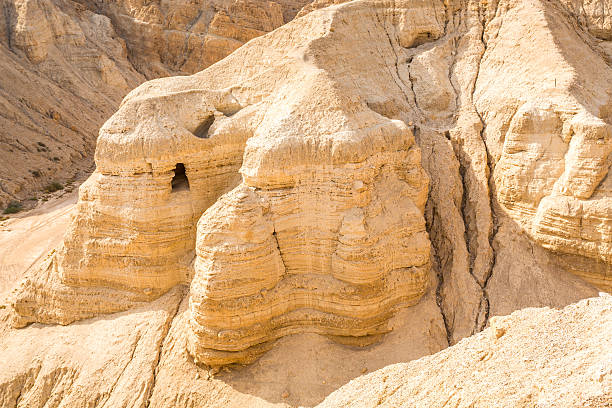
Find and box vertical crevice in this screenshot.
[3,1,15,51]
[428,204,454,346]
[470,0,501,332]
[144,288,186,408]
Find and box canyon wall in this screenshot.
[9,0,611,361]
[0,0,311,209]
[1,0,611,406]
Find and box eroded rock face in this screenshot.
[478,0,612,291]
[0,0,144,208]
[318,294,612,408]
[10,0,435,364]
[71,0,313,78]
[494,105,612,290]
[7,0,612,371]
[0,0,311,209]
[188,111,429,365]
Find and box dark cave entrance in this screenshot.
[171,163,190,192]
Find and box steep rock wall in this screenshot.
[7,0,612,368]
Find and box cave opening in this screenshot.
[171,163,190,192]
[194,115,215,138]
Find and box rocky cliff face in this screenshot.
[1,0,611,406]
[0,0,142,208]
[0,0,311,209]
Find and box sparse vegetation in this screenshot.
[31,170,41,178]
[44,181,64,193]
[3,201,23,214]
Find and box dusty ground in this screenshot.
[0,189,78,298]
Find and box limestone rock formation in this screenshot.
[10,0,434,364]
[8,0,612,363]
[71,0,313,78]
[480,0,612,292]
[0,287,184,408]
[318,293,612,408]
[188,114,429,365]
[0,0,311,209]
[2,0,612,404]
[0,0,143,208]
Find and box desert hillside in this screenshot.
[1,0,611,406]
[0,0,311,209]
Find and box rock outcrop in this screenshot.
[2,0,612,404]
[11,1,434,365]
[318,293,612,408]
[0,0,143,208]
[9,0,612,363]
[0,0,311,209]
[71,0,313,78]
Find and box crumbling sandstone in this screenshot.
[1,0,611,405]
[0,0,311,208]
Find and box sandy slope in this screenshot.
[318,294,612,408]
[0,191,77,298]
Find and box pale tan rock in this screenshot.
[0,287,183,408]
[0,0,311,210]
[318,294,612,408]
[559,0,612,39]
[0,0,144,209]
[478,0,612,291]
[188,121,430,364]
[10,0,612,359]
[148,283,446,407]
[11,0,434,363]
[2,0,612,404]
[72,0,312,78]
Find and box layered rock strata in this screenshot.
[10,0,435,363]
[188,116,429,365]
[71,0,313,78]
[8,0,612,368]
[0,0,312,209]
[481,0,612,291]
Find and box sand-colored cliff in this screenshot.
[1,0,611,406]
[0,0,311,209]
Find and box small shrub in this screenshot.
[31,170,41,178]
[3,201,23,214]
[44,182,63,193]
[52,157,60,162]
[37,142,47,147]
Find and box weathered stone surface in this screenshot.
[0,287,183,408]
[0,0,311,210]
[188,118,429,365]
[478,0,612,292]
[318,293,612,408]
[71,0,312,78]
[11,0,434,364]
[0,0,143,209]
[1,0,612,405]
[10,0,612,360]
